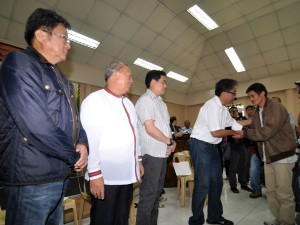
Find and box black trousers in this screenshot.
[89,183,133,225]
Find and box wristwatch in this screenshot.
[167,138,175,146]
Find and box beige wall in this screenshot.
[63,60,300,126]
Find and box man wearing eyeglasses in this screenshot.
[188,79,251,225]
[0,8,88,225]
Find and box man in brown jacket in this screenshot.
[243,83,297,225]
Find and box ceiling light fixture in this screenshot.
[133,58,163,70]
[187,5,219,30]
[224,47,245,72]
[68,30,100,49]
[167,71,188,82]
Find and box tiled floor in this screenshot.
[68,179,289,225]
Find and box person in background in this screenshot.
[80,62,144,225]
[182,120,193,134]
[188,78,251,225]
[227,106,252,194]
[245,105,263,198]
[244,83,297,225]
[135,70,176,225]
[0,8,88,225]
[170,116,184,139]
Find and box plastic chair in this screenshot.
[173,151,194,207]
[64,197,79,225]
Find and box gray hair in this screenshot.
[104,61,127,82]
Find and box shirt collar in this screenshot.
[213,96,224,108]
[104,86,124,98]
[27,46,52,65]
[146,89,163,101]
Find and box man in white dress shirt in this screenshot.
[188,79,249,225]
[80,61,144,225]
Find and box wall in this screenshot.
[60,60,300,126]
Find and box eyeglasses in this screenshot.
[230,110,238,113]
[52,32,71,44]
[226,91,236,96]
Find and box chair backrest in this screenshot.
[173,152,190,163]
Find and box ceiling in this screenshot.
[1,0,300,95]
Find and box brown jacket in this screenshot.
[244,97,296,164]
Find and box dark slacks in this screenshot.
[228,143,248,188]
[89,183,133,225]
[136,154,167,225]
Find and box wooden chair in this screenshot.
[173,151,194,207]
[0,208,5,225]
[63,197,79,225]
[129,182,141,225]
[77,170,91,225]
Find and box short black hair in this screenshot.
[170,116,177,124]
[145,70,166,88]
[229,106,238,111]
[245,105,255,111]
[24,8,71,45]
[215,79,238,96]
[246,83,268,97]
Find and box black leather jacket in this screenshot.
[0,47,88,185]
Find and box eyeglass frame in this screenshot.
[226,91,236,96]
[42,29,70,44]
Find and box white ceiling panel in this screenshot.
[1,0,299,95]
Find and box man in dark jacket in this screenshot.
[244,83,297,225]
[0,8,88,225]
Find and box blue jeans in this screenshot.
[189,138,223,225]
[5,179,69,225]
[250,154,262,193]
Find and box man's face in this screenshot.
[43,23,71,64]
[223,86,237,105]
[151,75,167,96]
[246,107,255,117]
[229,108,239,119]
[247,91,265,107]
[114,65,133,95]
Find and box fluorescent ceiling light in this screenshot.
[224,47,245,72]
[133,58,163,70]
[187,5,219,30]
[167,71,188,82]
[68,30,100,49]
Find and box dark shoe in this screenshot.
[241,186,253,192]
[206,216,234,225]
[249,192,262,198]
[231,187,239,193]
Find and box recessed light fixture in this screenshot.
[167,71,188,82]
[68,30,100,49]
[224,47,245,72]
[187,5,219,30]
[133,58,163,70]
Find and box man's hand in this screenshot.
[166,142,176,157]
[74,144,88,171]
[90,177,105,200]
[232,130,244,139]
[139,161,144,177]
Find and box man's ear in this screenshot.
[35,29,47,43]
